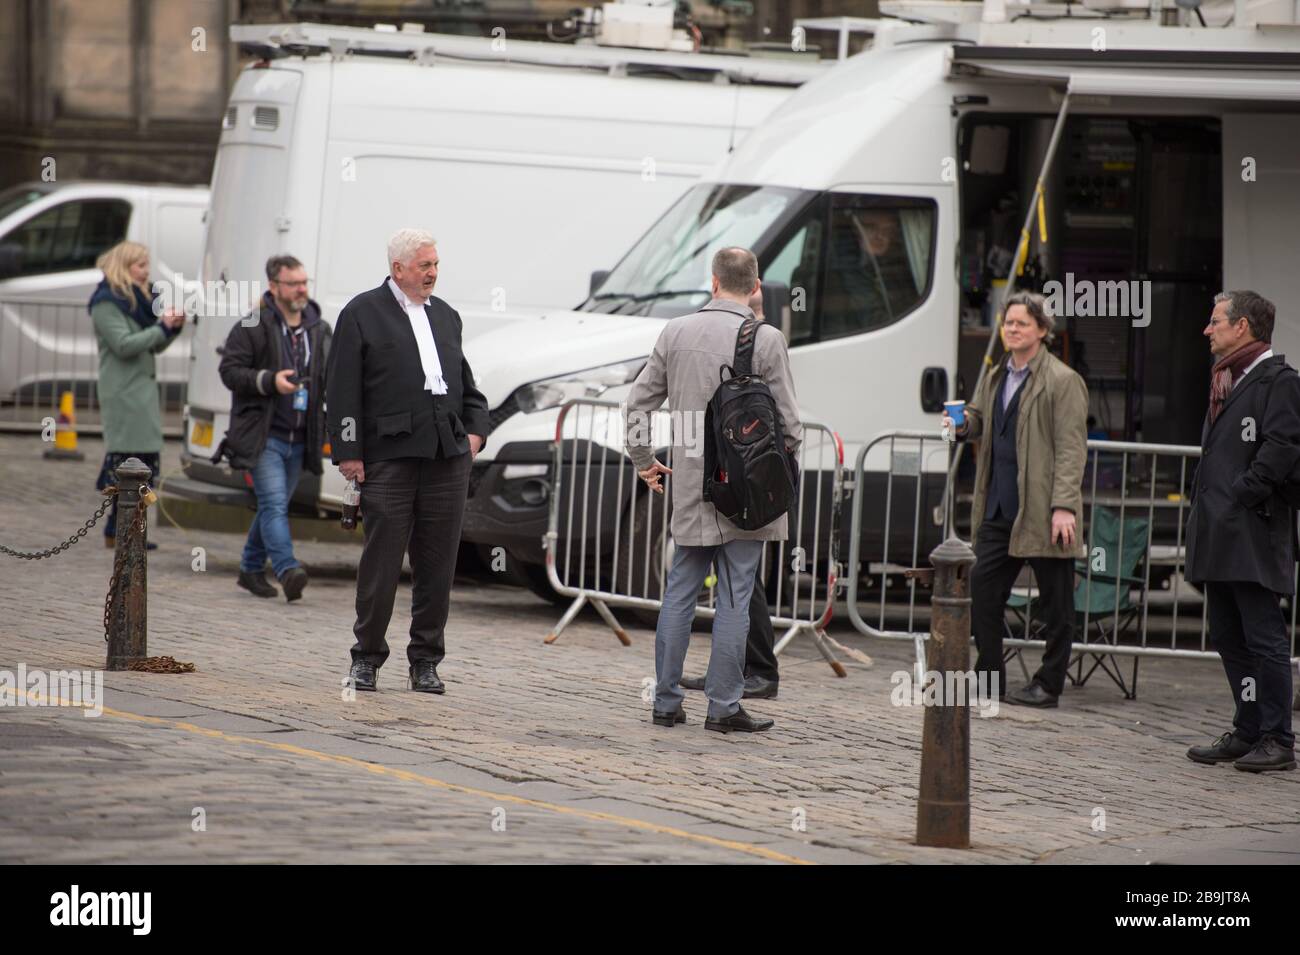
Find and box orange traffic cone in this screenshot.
[44,390,85,461]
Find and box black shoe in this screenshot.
[1186,730,1256,765]
[705,704,774,734]
[679,675,706,692]
[652,707,686,727]
[409,661,445,694]
[1005,683,1059,708]
[348,660,377,692]
[237,570,277,598]
[1233,736,1297,773]
[279,566,308,602]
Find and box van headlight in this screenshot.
[515,358,647,413]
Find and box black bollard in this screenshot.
[916,535,976,849]
[106,457,152,671]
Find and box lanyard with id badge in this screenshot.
[283,321,311,412]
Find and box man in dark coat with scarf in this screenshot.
[213,254,331,602]
[1186,290,1299,772]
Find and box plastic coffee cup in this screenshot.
[944,399,966,428]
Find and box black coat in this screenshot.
[212,296,331,475]
[1186,354,1300,595]
[325,279,489,464]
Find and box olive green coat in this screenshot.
[91,300,177,453]
[964,346,1089,559]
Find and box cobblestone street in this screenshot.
[2,435,1298,864]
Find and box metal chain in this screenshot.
[0,487,118,560]
[103,492,149,644]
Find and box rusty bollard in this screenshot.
[916,536,976,849]
[106,457,152,671]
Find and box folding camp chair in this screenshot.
[996,506,1149,699]
[1070,506,1149,699]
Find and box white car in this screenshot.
[0,180,208,410]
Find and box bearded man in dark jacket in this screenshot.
[214,254,331,602]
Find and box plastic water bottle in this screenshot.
[341,478,361,530]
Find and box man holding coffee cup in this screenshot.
[944,291,1088,707]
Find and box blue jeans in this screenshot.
[241,435,304,577]
[654,539,764,720]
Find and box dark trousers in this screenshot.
[971,517,1075,696]
[1205,581,1295,748]
[351,453,471,669]
[746,573,779,683]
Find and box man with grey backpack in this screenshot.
[624,247,801,734]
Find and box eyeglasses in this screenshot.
[272,279,310,288]
[1206,317,1238,328]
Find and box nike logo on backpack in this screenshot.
[742,419,759,436]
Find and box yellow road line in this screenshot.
[1,686,815,865]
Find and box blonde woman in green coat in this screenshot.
[89,240,186,546]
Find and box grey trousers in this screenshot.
[654,539,764,720]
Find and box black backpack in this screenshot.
[702,318,798,531]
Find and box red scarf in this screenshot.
[1208,339,1270,427]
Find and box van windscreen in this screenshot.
[585,183,807,318]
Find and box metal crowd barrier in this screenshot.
[541,397,852,675]
[846,430,1300,697]
[845,430,953,686]
[0,297,187,436]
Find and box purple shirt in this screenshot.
[1002,357,1031,411]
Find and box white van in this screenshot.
[172,21,824,507]
[0,181,207,410]
[458,1,1300,599]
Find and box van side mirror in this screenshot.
[589,270,610,297]
[0,243,21,280]
[761,281,791,340]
